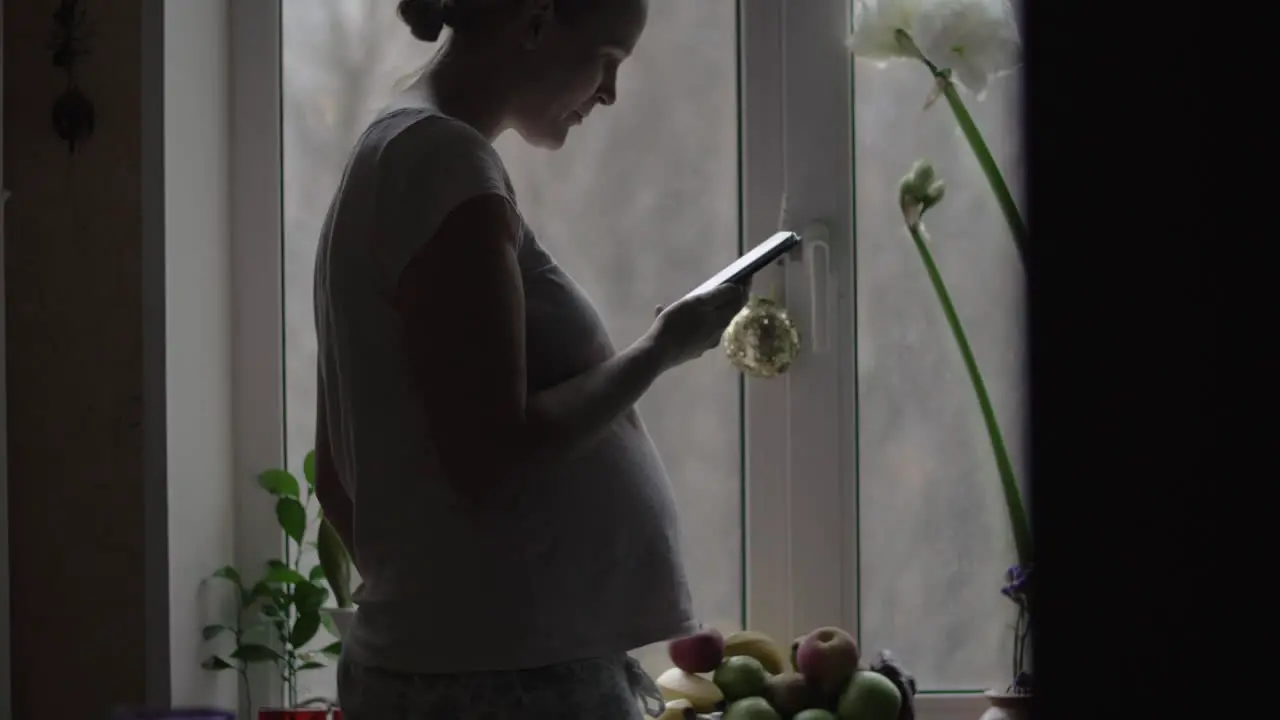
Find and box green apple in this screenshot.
[795,710,838,720]
[836,670,902,720]
[714,655,771,703]
[764,672,817,718]
[724,696,783,720]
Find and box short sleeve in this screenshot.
[372,113,518,285]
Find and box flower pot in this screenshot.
[978,690,1031,720]
[320,607,355,640]
[258,709,336,720]
[112,710,234,720]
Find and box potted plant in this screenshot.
[200,450,355,719]
[847,1,1032,715]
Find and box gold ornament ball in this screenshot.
[722,296,801,378]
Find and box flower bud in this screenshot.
[909,160,937,190]
[923,179,946,210]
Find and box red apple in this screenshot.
[669,628,726,674]
[795,627,860,697]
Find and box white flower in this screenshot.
[847,0,1021,95]
[847,0,929,61]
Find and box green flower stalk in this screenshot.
[894,29,1028,267]
[898,161,1032,568]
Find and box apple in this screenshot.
[765,672,817,719]
[724,697,783,720]
[668,628,726,674]
[795,711,837,720]
[794,627,861,697]
[836,670,902,720]
[713,655,771,703]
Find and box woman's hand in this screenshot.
[646,282,749,370]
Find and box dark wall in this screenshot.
[4,0,166,716]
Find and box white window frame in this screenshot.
[228,1,986,716]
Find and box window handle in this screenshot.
[803,221,832,354]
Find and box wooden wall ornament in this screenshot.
[49,0,96,154]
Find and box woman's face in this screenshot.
[508,0,648,149]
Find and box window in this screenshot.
[232,0,1023,713]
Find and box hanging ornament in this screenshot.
[722,296,801,378]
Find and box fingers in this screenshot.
[705,281,747,307]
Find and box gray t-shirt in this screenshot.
[314,106,697,674]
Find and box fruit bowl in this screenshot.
[658,627,916,720]
[320,607,355,640]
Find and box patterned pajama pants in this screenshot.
[337,651,666,720]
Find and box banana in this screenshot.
[723,630,788,675]
[655,667,724,713]
[656,698,697,720]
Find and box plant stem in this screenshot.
[1016,605,1031,675]
[239,668,252,718]
[893,29,1028,267]
[1011,609,1022,679]
[939,82,1028,266]
[904,220,1033,567]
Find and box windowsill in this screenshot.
[915,692,991,720]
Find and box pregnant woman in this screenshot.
[310,0,747,717]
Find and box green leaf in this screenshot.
[263,564,308,586]
[309,565,326,583]
[230,643,282,663]
[201,656,236,671]
[316,518,353,608]
[298,661,327,671]
[293,580,329,613]
[246,580,279,607]
[320,641,342,658]
[319,612,339,638]
[241,623,275,644]
[275,497,307,544]
[259,469,300,499]
[291,609,321,647]
[303,451,317,491]
[201,624,232,641]
[211,566,242,585]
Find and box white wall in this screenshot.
[164,0,238,710]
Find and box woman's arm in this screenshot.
[397,194,671,502]
[313,380,358,569]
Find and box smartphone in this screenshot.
[679,231,801,302]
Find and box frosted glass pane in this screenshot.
[854,59,1027,689]
[282,0,742,700]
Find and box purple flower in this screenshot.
[1000,564,1033,607]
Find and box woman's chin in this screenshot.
[517,123,571,151]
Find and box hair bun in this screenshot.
[398,0,450,42]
